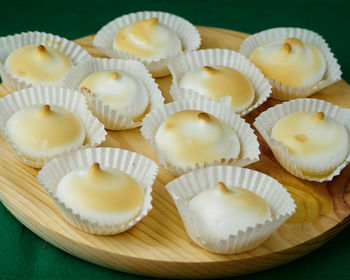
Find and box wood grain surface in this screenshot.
[1,26,350,278]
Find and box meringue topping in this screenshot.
[178,65,255,112]
[249,38,326,87]
[5,44,72,84]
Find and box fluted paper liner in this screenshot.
[0,86,106,168]
[0,31,91,92]
[37,147,158,235]
[141,99,260,175]
[254,98,350,182]
[239,27,342,100]
[166,166,295,254]
[93,11,201,78]
[168,49,272,116]
[64,57,164,130]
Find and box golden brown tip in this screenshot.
[197,112,211,122]
[203,66,217,74]
[88,162,102,177]
[146,17,159,25]
[217,182,232,194]
[282,42,292,54]
[312,112,325,122]
[38,105,51,115]
[38,45,48,53]
[285,37,303,47]
[294,134,308,142]
[110,72,119,80]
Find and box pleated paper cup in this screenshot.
[239,27,342,100]
[254,98,350,182]
[0,86,106,168]
[0,31,91,92]
[93,11,201,78]
[168,48,272,116]
[141,99,260,176]
[166,166,295,254]
[64,57,164,130]
[37,147,158,235]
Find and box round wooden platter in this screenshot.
[1,26,350,279]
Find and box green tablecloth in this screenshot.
[1,0,350,279]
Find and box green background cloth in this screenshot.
[1,0,350,279]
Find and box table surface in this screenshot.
[1,0,350,279]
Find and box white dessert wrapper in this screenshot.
[166,165,296,254]
[141,99,260,176]
[37,147,158,235]
[63,57,164,130]
[93,11,201,78]
[0,86,107,168]
[254,98,350,182]
[167,48,272,116]
[239,27,342,100]
[0,31,91,92]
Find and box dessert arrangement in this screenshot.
[0,9,347,268]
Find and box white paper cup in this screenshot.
[166,165,296,254]
[0,31,91,92]
[63,57,164,130]
[93,11,201,78]
[141,99,260,175]
[239,27,342,100]
[254,98,350,182]
[0,86,106,168]
[167,48,272,116]
[37,147,158,235]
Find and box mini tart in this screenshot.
[113,17,182,61]
[6,104,85,161]
[271,111,349,177]
[0,31,90,91]
[93,11,201,78]
[249,38,326,88]
[239,27,342,100]
[155,110,240,169]
[166,166,295,254]
[38,147,158,235]
[0,86,106,168]
[254,98,350,182]
[178,65,255,113]
[141,99,260,175]
[63,57,164,130]
[56,162,145,224]
[189,182,271,241]
[5,44,72,85]
[168,49,271,116]
[80,70,149,120]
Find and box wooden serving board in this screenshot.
[1,26,350,279]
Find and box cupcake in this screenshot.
[239,28,341,100]
[141,99,260,175]
[93,11,201,77]
[38,147,158,235]
[0,86,106,168]
[166,166,296,254]
[64,58,164,130]
[167,49,271,115]
[254,98,350,182]
[0,31,90,92]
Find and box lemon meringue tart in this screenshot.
[189,181,271,241]
[56,162,145,223]
[178,65,255,112]
[271,111,350,177]
[113,17,182,60]
[154,110,240,169]
[249,37,326,88]
[80,70,149,120]
[5,44,72,85]
[5,104,85,160]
